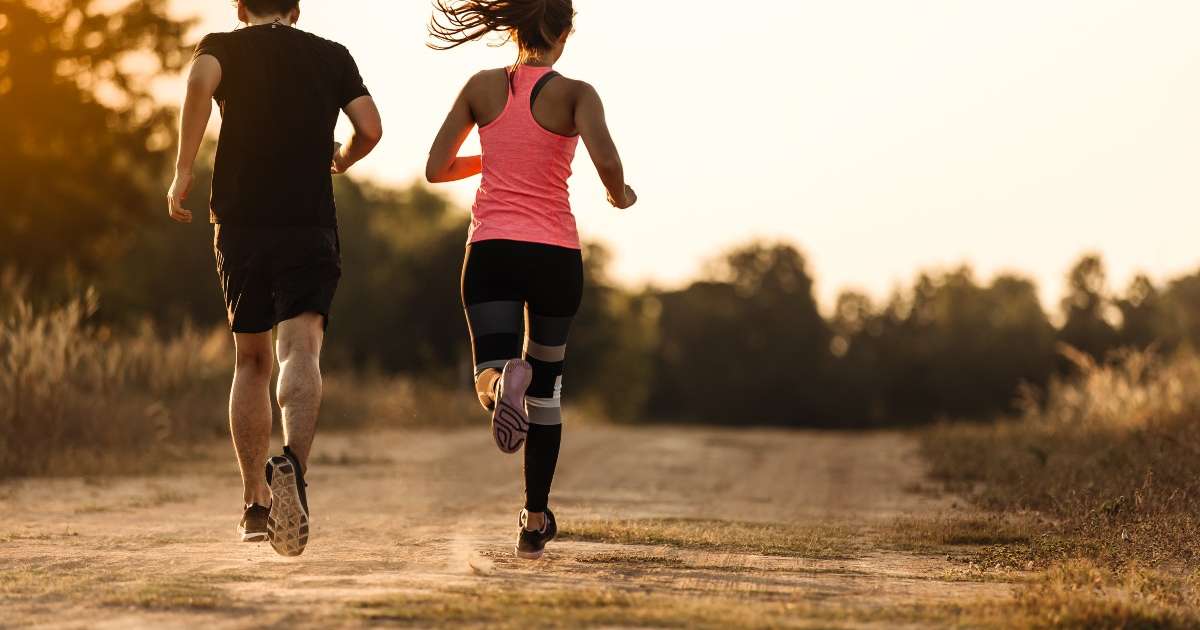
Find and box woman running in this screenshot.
[425,0,637,559]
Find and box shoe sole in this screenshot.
[492,360,532,454]
[238,528,269,543]
[515,548,545,560]
[266,458,309,557]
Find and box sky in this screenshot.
[166,1,1200,312]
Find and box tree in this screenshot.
[566,243,661,420]
[0,0,190,283]
[1116,275,1170,351]
[833,268,1055,424]
[1159,272,1200,351]
[1058,254,1119,362]
[647,242,834,425]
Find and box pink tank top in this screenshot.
[469,65,581,250]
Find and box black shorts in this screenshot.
[213,225,341,334]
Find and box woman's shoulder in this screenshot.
[547,74,598,107]
[466,68,510,92]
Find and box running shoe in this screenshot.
[266,446,310,557]
[237,504,270,543]
[492,359,532,454]
[515,508,557,560]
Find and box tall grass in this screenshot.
[0,282,480,478]
[0,285,231,477]
[923,347,1200,624]
[927,348,1200,563]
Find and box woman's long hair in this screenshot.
[429,0,575,61]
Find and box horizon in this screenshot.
[160,1,1200,313]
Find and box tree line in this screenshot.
[5,1,1197,427]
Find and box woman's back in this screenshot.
[424,0,637,561]
[466,65,582,249]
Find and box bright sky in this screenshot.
[168,1,1200,311]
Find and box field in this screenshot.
[1,426,1031,629]
[6,293,1200,628]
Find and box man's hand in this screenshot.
[608,184,638,210]
[167,170,194,223]
[331,143,352,175]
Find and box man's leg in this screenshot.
[230,332,274,507]
[275,312,325,470]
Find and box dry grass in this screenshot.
[561,518,862,559]
[346,585,1000,629]
[0,563,235,613]
[0,283,476,478]
[100,580,233,611]
[322,373,480,430]
[1011,559,1200,629]
[885,514,1034,551]
[0,285,231,478]
[922,348,1200,625]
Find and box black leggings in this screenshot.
[461,239,583,512]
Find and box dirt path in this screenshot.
[0,426,1017,628]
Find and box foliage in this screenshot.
[833,268,1057,424]
[0,0,191,283]
[9,2,1200,429]
[646,242,834,424]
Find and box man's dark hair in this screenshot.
[241,0,300,16]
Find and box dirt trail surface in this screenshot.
[0,427,1017,628]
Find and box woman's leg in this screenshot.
[522,246,584,522]
[461,242,525,411]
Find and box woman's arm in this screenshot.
[575,82,636,210]
[426,80,482,183]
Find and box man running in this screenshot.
[167,0,382,557]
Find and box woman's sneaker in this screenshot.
[266,446,310,557]
[516,508,557,560]
[237,504,270,542]
[492,359,532,454]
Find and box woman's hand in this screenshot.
[608,184,637,210]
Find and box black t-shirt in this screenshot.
[193,25,369,227]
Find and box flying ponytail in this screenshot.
[429,0,575,61]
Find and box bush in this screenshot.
[0,281,230,477]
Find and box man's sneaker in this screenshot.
[237,504,270,542]
[515,508,557,560]
[266,446,309,557]
[492,359,532,454]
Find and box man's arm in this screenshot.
[332,95,383,174]
[168,55,221,223]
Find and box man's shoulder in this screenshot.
[293,29,352,56]
[206,28,349,51]
[196,31,230,49]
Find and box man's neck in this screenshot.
[246,14,292,27]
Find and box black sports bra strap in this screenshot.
[530,71,561,109]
